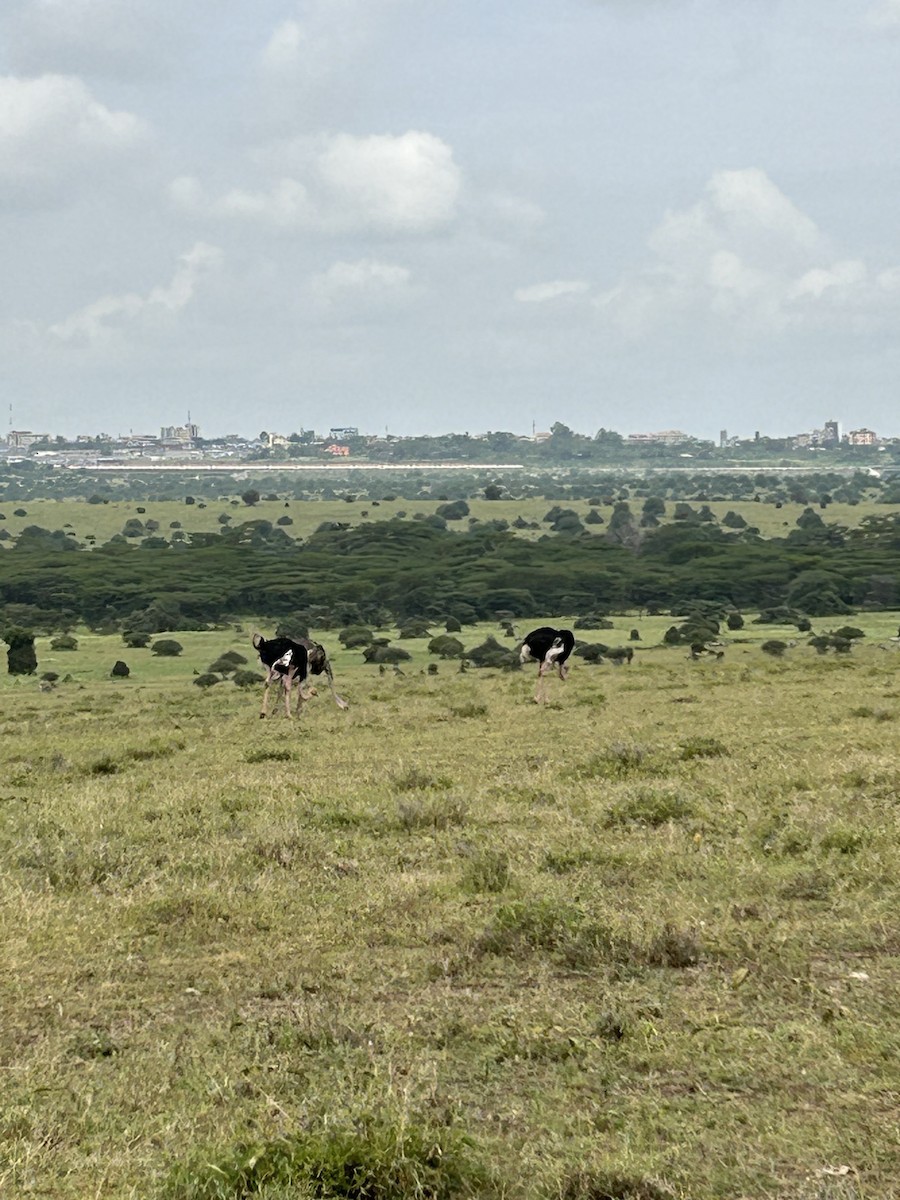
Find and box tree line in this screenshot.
[2,510,900,635]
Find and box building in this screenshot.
[329,427,359,441]
[160,423,199,441]
[325,443,350,456]
[8,430,49,449]
[846,428,878,446]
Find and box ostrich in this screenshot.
[251,632,311,718]
[519,626,575,703]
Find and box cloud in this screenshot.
[2,0,188,78]
[595,168,900,340]
[0,73,147,205]
[170,130,462,235]
[514,280,590,303]
[866,0,900,30]
[311,258,414,313]
[48,242,222,346]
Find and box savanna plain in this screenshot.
[2,618,899,1200]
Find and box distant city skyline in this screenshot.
[3,413,892,448]
[2,1,899,439]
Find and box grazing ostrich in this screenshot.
[252,632,310,718]
[519,626,575,703]
[295,637,349,710]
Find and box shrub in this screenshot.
[232,669,264,688]
[339,625,374,649]
[761,640,788,657]
[208,657,241,675]
[461,848,510,894]
[574,615,614,630]
[435,499,469,520]
[726,611,744,630]
[110,660,130,677]
[574,642,608,662]
[193,673,220,688]
[428,634,465,659]
[466,636,519,669]
[151,639,183,657]
[122,631,152,648]
[50,634,78,651]
[363,644,412,665]
[398,619,432,639]
[217,650,247,667]
[445,616,462,633]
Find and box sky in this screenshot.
[2,0,900,441]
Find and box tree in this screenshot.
[4,627,37,675]
[241,489,261,507]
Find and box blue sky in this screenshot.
[2,0,899,440]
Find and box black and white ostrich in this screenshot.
[519,626,575,703]
[252,633,349,717]
[252,632,311,718]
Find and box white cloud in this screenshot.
[49,242,222,346]
[595,168,900,340]
[514,280,590,303]
[311,258,413,309]
[867,0,900,30]
[317,131,460,232]
[260,19,307,72]
[170,130,462,235]
[0,73,147,204]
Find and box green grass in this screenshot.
[1,624,900,1197]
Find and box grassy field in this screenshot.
[1,494,897,548]
[1,619,899,1198]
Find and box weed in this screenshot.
[645,923,702,968]
[245,748,295,763]
[678,736,728,759]
[163,1110,497,1200]
[780,870,832,901]
[87,754,120,775]
[542,848,602,874]
[449,702,488,718]
[604,787,694,828]
[557,1169,676,1200]
[567,743,659,781]
[820,826,866,855]
[397,793,468,831]
[393,767,453,791]
[474,898,580,958]
[460,848,510,893]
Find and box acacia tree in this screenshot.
[4,627,37,675]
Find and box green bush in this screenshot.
[50,634,78,651]
[151,639,184,657]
